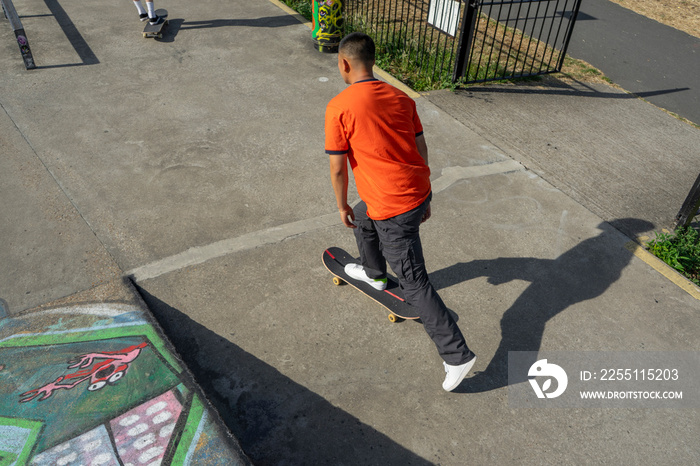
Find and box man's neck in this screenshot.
[349,69,376,84]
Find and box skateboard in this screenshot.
[323,247,420,323]
[142,9,168,39]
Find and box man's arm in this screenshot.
[329,153,356,228]
[416,133,428,165]
[415,133,431,223]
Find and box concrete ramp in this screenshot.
[0,279,251,465]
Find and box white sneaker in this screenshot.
[442,356,476,392]
[344,263,388,291]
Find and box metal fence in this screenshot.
[457,0,583,83]
[344,0,582,88]
[344,0,462,88]
[676,173,700,229]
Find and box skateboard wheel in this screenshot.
[388,314,404,323]
[332,277,344,286]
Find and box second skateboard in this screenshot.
[143,9,169,39]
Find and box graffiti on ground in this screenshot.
[19,342,148,402]
[0,303,244,465]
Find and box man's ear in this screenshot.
[340,56,352,73]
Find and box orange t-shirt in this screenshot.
[325,79,431,220]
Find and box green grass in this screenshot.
[351,18,544,91]
[343,16,458,91]
[281,0,313,21]
[647,226,700,285]
[371,30,456,91]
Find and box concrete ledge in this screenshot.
[0,279,251,465]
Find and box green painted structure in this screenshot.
[312,0,343,53]
[0,301,250,465]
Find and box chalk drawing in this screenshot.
[19,342,148,402]
[0,303,247,465]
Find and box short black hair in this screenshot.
[339,32,375,65]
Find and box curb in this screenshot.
[625,241,700,301]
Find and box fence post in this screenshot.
[1,0,36,69]
[556,0,583,70]
[452,0,479,82]
[312,0,344,53]
[675,173,700,229]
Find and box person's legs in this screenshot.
[145,0,165,24]
[352,202,387,280]
[133,0,147,19]
[374,196,474,366]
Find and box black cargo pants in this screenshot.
[353,193,474,366]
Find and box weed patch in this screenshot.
[281,0,313,21]
[647,227,700,286]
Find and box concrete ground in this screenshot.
[425,80,700,240]
[2,0,700,464]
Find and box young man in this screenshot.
[325,32,476,391]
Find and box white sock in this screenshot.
[134,1,146,15]
[146,2,155,18]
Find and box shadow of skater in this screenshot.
[430,219,654,393]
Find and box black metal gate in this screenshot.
[455,0,583,83]
[676,173,700,229]
[344,0,582,87]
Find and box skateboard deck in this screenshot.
[323,247,420,322]
[142,9,169,38]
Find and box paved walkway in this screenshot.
[1,0,700,463]
[567,0,700,125]
[425,79,699,240]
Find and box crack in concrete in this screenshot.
[1,101,123,276]
[127,160,524,282]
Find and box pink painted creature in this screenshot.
[19,342,148,403]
